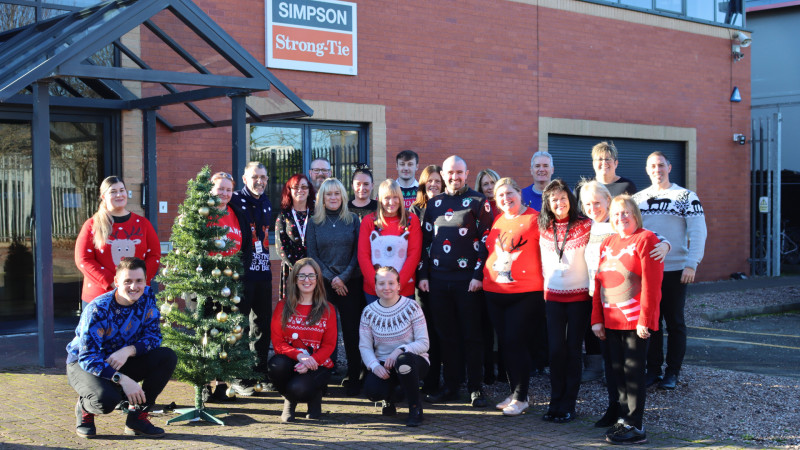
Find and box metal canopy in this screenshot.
[0,0,313,130]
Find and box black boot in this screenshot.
[595,402,620,428]
[75,399,96,438]
[406,404,423,427]
[306,391,322,420]
[280,399,297,423]
[124,405,165,438]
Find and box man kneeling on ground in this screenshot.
[66,257,176,438]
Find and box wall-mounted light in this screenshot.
[731,86,742,102]
[732,31,751,61]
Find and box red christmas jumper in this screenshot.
[357,213,422,297]
[483,208,544,294]
[591,228,663,331]
[74,213,160,302]
[208,205,243,257]
[271,301,337,368]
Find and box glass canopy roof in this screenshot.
[0,0,312,131]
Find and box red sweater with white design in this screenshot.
[483,208,544,294]
[209,205,243,257]
[539,217,592,302]
[591,229,663,331]
[74,213,160,302]
[358,213,422,297]
[271,301,337,368]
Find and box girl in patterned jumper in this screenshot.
[359,266,429,427]
[269,258,337,422]
[592,195,663,445]
[538,179,592,424]
[275,174,315,300]
[74,176,160,306]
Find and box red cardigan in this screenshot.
[483,208,543,294]
[74,213,160,302]
[271,301,337,368]
[357,213,422,297]
[592,228,663,331]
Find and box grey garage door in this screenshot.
[547,134,686,194]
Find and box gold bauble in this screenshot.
[232,272,240,280]
[209,328,219,337]
[166,296,174,304]
[225,385,235,397]
[219,351,228,360]
[221,286,231,297]
[211,267,222,278]
[198,206,210,217]
[234,332,243,341]
[207,198,216,207]
[195,265,203,274]
[232,295,241,304]
[231,305,239,312]
[253,383,264,393]
[214,239,225,249]
[159,303,171,315]
[223,267,233,277]
[226,335,236,344]
[216,312,228,323]
[233,325,243,334]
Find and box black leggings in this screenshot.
[545,300,591,415]
[486,291,541,402]
[363,352,429,407]
[416,289,441,392]
[268,354,331,402]
[67,347,177,414]
[324,277,365,382]
[607,329,648,429]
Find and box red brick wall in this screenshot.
[154,0,750,282]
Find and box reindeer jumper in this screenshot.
[358,213,422,297]
[75,213,160,302]
[484,208,543,294]
[591,229,663,331]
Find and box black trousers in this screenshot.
[67,347,177,414]
[324,277,364,382]
[529,294,548,370]
[416,289,441,393]
[429,276,483,393]
[584,325,602,355]
[479,291,496,378]
[601,338,620,406]
[268,354,332,402]
[647,270,687,376]
[545,300,591,415]
[242,277,272,375]
[607,329,648,429]
[486,291,541,402]
[363,353,429,407]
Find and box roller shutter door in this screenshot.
[547,134,686,194]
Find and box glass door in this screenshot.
[0,116,105,333]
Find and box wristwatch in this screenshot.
[112,372,121,384]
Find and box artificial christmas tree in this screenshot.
[156,167,263,425]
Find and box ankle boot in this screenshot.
[581,354,604,383]
[306,391,322,420]
[595,402,620,428]
[124,405,165,438]
[280,399,297,423]
[406,404,423,427]
[75,399,96,438]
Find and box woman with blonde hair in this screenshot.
[475,168,501,218]
[358,179,422,304]
[269,258,337,422]
[74,176,160,306]
[306,177,363,396]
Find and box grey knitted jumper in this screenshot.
[306,208,361,283]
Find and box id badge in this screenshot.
[255,240,264,254]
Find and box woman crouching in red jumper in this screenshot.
[269,258,337,422]
[592,195,663,445]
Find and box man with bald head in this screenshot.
[418,155,494,408]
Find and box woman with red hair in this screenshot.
[275,173,316,300]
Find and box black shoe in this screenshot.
[124,406,165,438]
[470,390,487,408]
[605,421,626,437]
[541,410,557,422]
[595,403,620,428]
[659,373,678,390]
[553,412,574,423]
[406,404,423,427]
[425,388,458,404]
[207,383,236,403]
[280,399,297,423]
[645,372,663,388]
[607,424,647,445]
[306,392,323,420]
[75,400,96,438]
[381,401,397,416]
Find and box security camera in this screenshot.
[733,31,752,47]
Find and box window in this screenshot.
[0,0,100,33]
[587,0,743,27]
[249,121,368,216]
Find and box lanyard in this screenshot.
[552,220,572,263]
[291,208,308,246]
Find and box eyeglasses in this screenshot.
[297,273,317,281]
[310,168,331,174]
[291,185,310,191]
